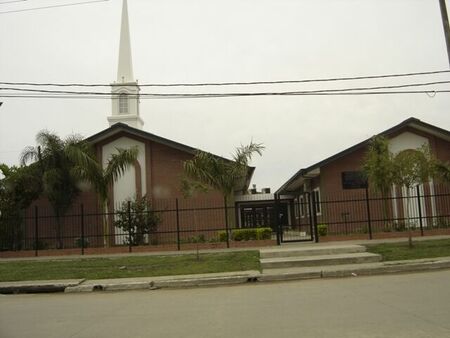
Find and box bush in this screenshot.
[218,228,272,242]
[218,231,228,242]
[317,224,328,236]
[256,228,272,240]
[114,196,160,246]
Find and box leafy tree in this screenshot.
[113,196,160,246]
[0,164,42,250]
[434,161,450,183]
[392,146,435,247]
[362,136,395,221]
[21,130,138,248]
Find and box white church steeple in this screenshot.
[108,0,144,129]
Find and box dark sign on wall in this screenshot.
[342,171,368,189]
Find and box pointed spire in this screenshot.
[117,0,134,83]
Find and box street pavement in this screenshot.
[1,270,450,338]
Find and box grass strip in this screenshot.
[366,238,450,261]
[0,251,260,282]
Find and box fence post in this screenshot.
[365,187,373,240]
[176,198,181,250]
[274,194,281,245]
[224,196,230,248]
[416,185,424,236]
[311,193,319,243]
[80,204,85,255]
[127,201,132,253]
[34,206,39,257]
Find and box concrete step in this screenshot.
[260,252,381,269]
[260,244,367,259]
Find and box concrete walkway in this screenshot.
[1,235,450,294]
[2,234,450,262]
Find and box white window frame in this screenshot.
[313,188,321,216]
[299,195,306,218]
[119,93,128,114]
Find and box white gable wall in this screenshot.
[102,136,146,209]
[388,131,429,155]
[388,131,432,226]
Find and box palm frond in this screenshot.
[104,146,139,184]
[0,163,11,177]
[20,146,39,165]
[232,142,265,166]
[183,142,263,197]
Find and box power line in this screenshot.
[0,90,448,100]
[1,69,450,87]
[1,80,450,97]
[0,0,109,14]
[0,0,27,5]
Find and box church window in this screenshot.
[119,93,128,114]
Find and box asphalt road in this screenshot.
[1,270,450,338]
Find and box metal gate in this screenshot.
[275,193,315,243]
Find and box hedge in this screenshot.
[217,227,272,242]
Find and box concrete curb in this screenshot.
[64,271,261,293]
[261,257,450,281]
[0,279,84,294]
[3,258,450,294]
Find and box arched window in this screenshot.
[119,93,128,114]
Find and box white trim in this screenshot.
[119,93,129,114]
[429,179,437,224]
[313,187,322,216]
[401,184,427,228]
[299,195,305,218]
[392,185,398,220]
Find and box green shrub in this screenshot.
[233,229,258,241]
[256,228,272,240]
[317,224,328,236]
[113,196,160,246]
[217,228,272,242]
[218,231,228,242]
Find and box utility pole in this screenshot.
[439,0,450,66]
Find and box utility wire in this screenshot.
[0,90,448,100]
[1,70,450,87]
[0,0,27,5]
[1,80,450,97]
[0,0,109,14]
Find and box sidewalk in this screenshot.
[2,234,450,262]
[1,235,450,294]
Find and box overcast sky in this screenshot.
[1,0,449,190]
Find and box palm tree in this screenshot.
[21,130,138,248]
[183,142,264,199]
[183,142,264,244]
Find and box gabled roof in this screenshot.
[86,122,255,192]
[276,117,450,195]
[87,122,200,155]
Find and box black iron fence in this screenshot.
[292,183,450,241]
[0,198,276,256]
[1,185,449,256]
